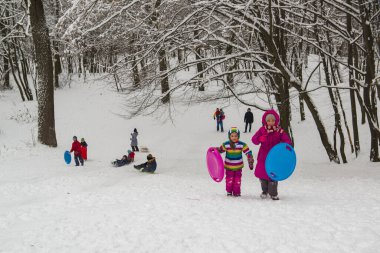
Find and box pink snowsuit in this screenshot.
[251,110,292,180]
[225,170,242,195]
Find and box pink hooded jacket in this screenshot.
[251,110,292,180]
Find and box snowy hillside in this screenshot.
[1,76,380,253]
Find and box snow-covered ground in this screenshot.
[1,75,380,253]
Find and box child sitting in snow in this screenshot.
[134,154,157,173]
[251,110,292,200]
[112,150,135,167]
[217,127,254,197]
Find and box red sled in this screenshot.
[81,146,88,160]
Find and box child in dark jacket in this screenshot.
[70,136,84,166]
[112,150,135,167]
[134,154,157,173]
[251,110,292,200]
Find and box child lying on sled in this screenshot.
[112,150,135,167]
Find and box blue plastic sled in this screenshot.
[64,151,72,164]
[265,143,297,181]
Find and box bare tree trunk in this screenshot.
[129,35,140,87]
[152,0,170,103]
[15,40,33,100]
[53,0,61,88]
[259,25,339,163]
[225,34,236,89]
[272,0,292,139]
[132,56,140,87]
[53,42,61,88]
[8,45,25,101]
[159,48,170,103]
[322,54,346,163]
[314,3,347,162]
[27,0,57,147]
[295,46,305,121]
[68,55,73,74]
[347,0,360,156]
[359,0,379,161]
[1,9,11,89]
[194,27,205,91]
[193,28,205,91]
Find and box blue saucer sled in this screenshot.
[64,151,72,164]
[265,143,297,181]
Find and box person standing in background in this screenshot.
[244,108,254,133]
[131,128,139,152]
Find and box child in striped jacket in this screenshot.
[217,127,254,197]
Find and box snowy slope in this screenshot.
[1,74,380,253]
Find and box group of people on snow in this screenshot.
[70,127,157,173]
[69,107,290,200]
[70,136,88,166]
[213,109,291,200]
[213,107,254,133]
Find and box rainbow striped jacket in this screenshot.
[219,141,252,171]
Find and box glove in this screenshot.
[247,156,254,170]
[216,147,224,153]
[258,135,267,143]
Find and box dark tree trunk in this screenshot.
[259,26,339,163]
[53,0,61,88]
[294,46,305,121]
[53,42,61,88]
[8,44,25,101]
[129,35,140,87]
[3,54,11,89]
[347,0,360,156]
[225,34,236,89]
[132,56,140,87]
[194,28,205,91]
[68,55,73,74]
[27,0,57,147]
[359,0,379,161]
[177,48,183,64]
[272,1,292,139]
[314,5,347,162]
[152,0,170,103]
[321,56,343,161]
[1,9,11,89]
[13,39,33,100]
[159,48,170,104]
[78,55,82,76]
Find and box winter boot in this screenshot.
[260,192,268,199]
[271,195,280,201]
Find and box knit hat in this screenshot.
[265,114,276,122]
[147,154,153,160]
[127,150,132,154]
[228,127,240,139]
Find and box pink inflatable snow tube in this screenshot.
[206,147,225,182]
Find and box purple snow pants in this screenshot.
[225,169,242,196]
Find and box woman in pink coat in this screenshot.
[251,110,292,200]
